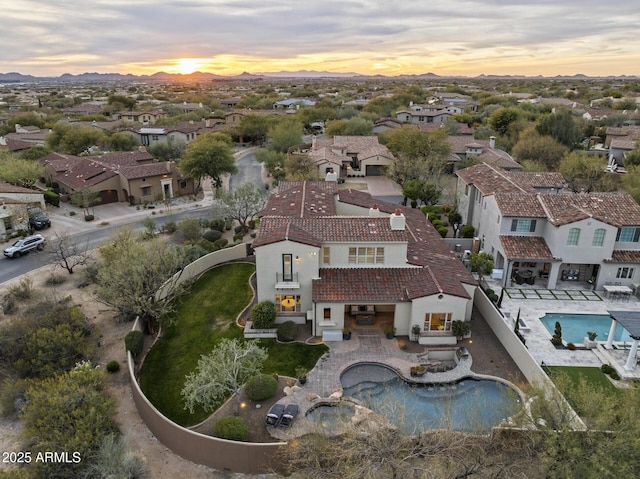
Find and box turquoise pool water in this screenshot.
[540,313,633,344]
[335,363,521,434]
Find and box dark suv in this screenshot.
[28,207,51,230]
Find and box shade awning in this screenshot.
[608,310,640,340]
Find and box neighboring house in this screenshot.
[40,150,194,205]
[300,135,395,178]
[448,136,522,171]
[252,180,477,345]
[372,118,402,134]
[456,162,640,291]
[5,124,50,146]
[273,98,315,109]
[605,126,640,165]
[219,97,242,108]
[115,110,165,125]
[396,109,451,125]
[0,182,46,240]
[0,136,33,153]
[131,119,223,148]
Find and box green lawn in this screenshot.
[546,366,617,393]
[139,262,327,426]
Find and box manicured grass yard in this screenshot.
[139,262,327,426]
[546,366,617,393]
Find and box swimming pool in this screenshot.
[540,313,633,344]
[336,363,521,434]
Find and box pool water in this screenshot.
[540,313,633,344]
[337,364,521,434]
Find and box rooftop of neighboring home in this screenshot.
[456,162,565,196]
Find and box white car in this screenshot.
[3,234,46,258]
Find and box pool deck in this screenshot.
[489,279,640,380]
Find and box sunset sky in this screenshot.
[3,0,640,77]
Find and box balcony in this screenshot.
[275,272,300,289]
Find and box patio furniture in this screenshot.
[603,284,632,301]
[280,404,299,427]
[561,269,579,281]
[265,403,285,426]
[351,305,375,316]
[515,269,535,285]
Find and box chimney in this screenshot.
[390,208,405,230]
[205,119,210,128]
[489,136,496,149]
[325,168,338,182]
[311,135,317,149]
[369,203,380,216]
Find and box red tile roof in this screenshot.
[609,250,640,263]
[500,236,555,261]
[540,192,640,227]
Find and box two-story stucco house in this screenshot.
[456,162,640,291]
[301,136,395,178]
[252,180,477,345]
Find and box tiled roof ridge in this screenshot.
[490,163,528,193]
[424,266,443,294]
[536,193,554,220]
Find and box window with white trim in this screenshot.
[592,228,606,247]
[424,312,452,332]
[616,227,640,243]
[510,219,536,233]
[616,267,635,279]
[348,247,384,265]
[567,228,580,246]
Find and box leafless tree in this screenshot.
[47,231,93,274]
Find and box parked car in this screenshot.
[3,234,46,258]
[27,207,51,230]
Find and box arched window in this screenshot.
[567,228,580,246]
[592,228,606,247]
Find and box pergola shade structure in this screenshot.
[607,310,640,370]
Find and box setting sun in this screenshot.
[176,58,200,74]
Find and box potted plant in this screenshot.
[451,320,471,341]
[587,331,598,341]
[384,325,396,339]
[295,366,308,385]
[343,328,352,340]
[411,324,421,341]
[410,365,426,377]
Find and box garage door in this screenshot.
[98,189,119,204]
[366,165,386,176]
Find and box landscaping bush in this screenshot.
[566,343,576,350]
[233,234,244,242]
[215,416,249,441]
[45,274,66,286]
[44,189,60,207]
[84,214,95,222]
[209,218,225,231]
[224,217,233,230]
[106,360,120,373]
[431,219,443,228]
[213,238,229,249]
[1,294,17,315]
[125,330,144,357]
[202,229,222,242]
[234,224,244,234]
[461,225,475,238]
[437,226,448,238]
[244,374,278,401]
[484,288,495,296]
[277,321,298,342]
[69,210,76,216]
[601,364,615,375]
[487,292,499,303]
[251,301,276,329]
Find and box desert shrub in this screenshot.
[202,229,222,242]
[124,331,144,357]
[176,218,202,241]
[566,342,576,350]
[248,219,256,229]
[213,238,229,249]
[7,276,34,300]
[234,224,244,234]
[45,274,66,286]
[69,210,77,216]
[233,234,244,242]
[251,301,276,329]
[84,214,95,222]
[106,360,120,373]
[214,416,248,441]
[1,295,17,315]
[461,225,475,238]
[277,321,298,342]
[244,374,278,401]
[224,217,233,230]
[163,221,177,234]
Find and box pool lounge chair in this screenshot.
[280,404,299,427]
[265,403,285,426]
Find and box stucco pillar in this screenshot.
[605,319,618,349]
[624,339,639,371]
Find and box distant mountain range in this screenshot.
[0,71,638,83]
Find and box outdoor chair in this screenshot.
[265,403,285,426]
[279,404,299,427]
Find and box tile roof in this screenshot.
[539,192,640,227]
[494,193,547,218]
[59,158,119,189]
[609,250,640,264]
[0,182,42,194]
[500,236,555,260]
[260,181,338,218]
[456,163,564,195]
[312,267,470,302]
